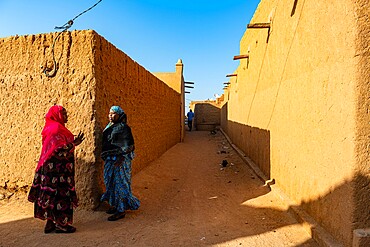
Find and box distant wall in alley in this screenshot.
[220,0,369,246]
[189,101,221,131]
[0,30,182,209]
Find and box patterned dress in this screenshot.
[28,138,78,226]
[100,119,140,213]
[101,153,140,212]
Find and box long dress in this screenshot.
[28,145,78,226]
[28,105,78,227]
[100,122,140,212]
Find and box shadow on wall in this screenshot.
[220,102,228,131]
[219,106,368,246]
[219,120,370,245]
[223,120,271,180]
[352,172,370,230]
[220,103,271,179]
[294,172,370,247]
[193,103,221,131]
[74,155,104,210]
[1,166,365,246]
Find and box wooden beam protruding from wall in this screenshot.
[247,22,272,43]
[233,54,249,60]
[247,23,271,29]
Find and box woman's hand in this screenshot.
[73,131,85,146]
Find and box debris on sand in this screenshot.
[221,160,228,167]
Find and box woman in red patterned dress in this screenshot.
[28,105,84,233]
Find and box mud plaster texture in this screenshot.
[0,30,182,210]
[217,0,369,246]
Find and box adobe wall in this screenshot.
[154,60,184,94]
[0,31,98,206]
[189,101,221,131]
[353,0,370,235]
[0,30,182,209]
[91,32,182,180]
[221,0,369,246]
[154,59,185,142]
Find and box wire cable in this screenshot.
[55,0,103,31]
[43,0,103,77]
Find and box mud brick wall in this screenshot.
[0,31,97,205]
[220,0,369,246]
[192,102,220,131]
[154,59,185,142]
[92,33,182,189]
[0,30,182,209]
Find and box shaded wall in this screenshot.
[353,0,370,235]
[189,100,221,131]
[0,30,182,209]
[193,103,220,131]
[226,121,271,179]
[221,0,369,246]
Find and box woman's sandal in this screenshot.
[108,212,126,221]
[44,220,56,234]
[55,225,76,233]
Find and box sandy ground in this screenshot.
[0,130,318,247]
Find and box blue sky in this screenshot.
[0,0,260,107]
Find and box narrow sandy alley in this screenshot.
[0,131,318,247]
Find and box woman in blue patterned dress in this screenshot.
[101,106,140,221]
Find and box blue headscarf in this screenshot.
[104,106,126,131]
[110,106,124,115]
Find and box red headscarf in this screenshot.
[36,105,75,171]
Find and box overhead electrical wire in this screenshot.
[43,0,103,77]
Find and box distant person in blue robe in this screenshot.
[187,109,195,131]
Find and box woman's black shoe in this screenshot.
[108,212,126,221]
[55,225,76,233]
